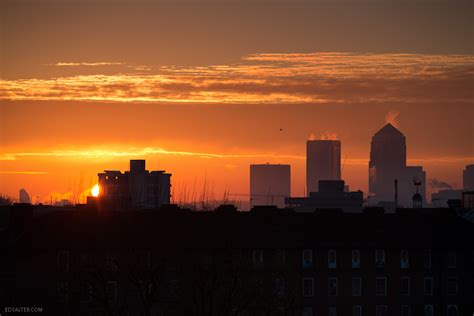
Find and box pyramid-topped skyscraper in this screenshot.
[369,123,426,208]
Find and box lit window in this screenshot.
[352,249,360,268]
[302,278,314,297]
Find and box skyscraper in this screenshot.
[306,140,341,195]
[250,164,291,208]
[463,164,474,191]
[369,123,426,208]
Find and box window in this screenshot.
[447,277,458,295]
[58,250,69,272]
[447,305,458,316]
[352,306,362,316]
[106,281,117,303]
[424,277,433,296]
[447,251,457,268]
[253,250,264,267]
[302,307,313,316]
[375,249,385,268]
[400,277,410,296]
[146,251,152,269]
[302,278,314,297]
[376,277,387,296]
[57,282,68,303]
[424,305,434,316]
[80,284,92,303]
[106,253,118,271]
[328,277,338,296]
[328,249,337,268]
[400,250,409,269]
[273,278,286,298]
[328,307,337,316]
[170,279,180,298]
[401,305,410,316]
[302,249,313,268]
[352,277,361,296]
[424,250,432,269]
[352,250,360,268]
[376,305,387,316]
[275,249,286,265]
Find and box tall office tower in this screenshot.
[250,164,291,208]
[369,123,425,208]
[463,164,474,191]
[306,140,341,195]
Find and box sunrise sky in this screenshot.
[1,0,473,206]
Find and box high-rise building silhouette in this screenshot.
[98,160,171,210]
[463,164,474,191]
[306,140,341,195]
[19,188,31,204]
[250,164,290,208]
[369,123,426,208]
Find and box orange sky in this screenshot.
[1,0,473,207]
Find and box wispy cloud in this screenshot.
[48,62,125,67]
[0,171,48,175]
[2,53,473,104]
[1,147,472,165]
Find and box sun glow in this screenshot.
[91,184,100,197]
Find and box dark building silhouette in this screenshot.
[2,203,473,315]
[250,163,291,208]
[431,190,463,208]
[98,160,171,210]
[369,124,426,208]
[463,164,474,191]
[286,180,363,213]
[306,140,341,195]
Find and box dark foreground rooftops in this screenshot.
[4,204,473,251]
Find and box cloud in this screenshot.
[428,178,453,190]
[1,52,473,104]
[1,147,472,166]
[385,110,400,128]
[0,171,48,175]
[48,62,125,67]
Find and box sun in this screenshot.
[91,184,100,197]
